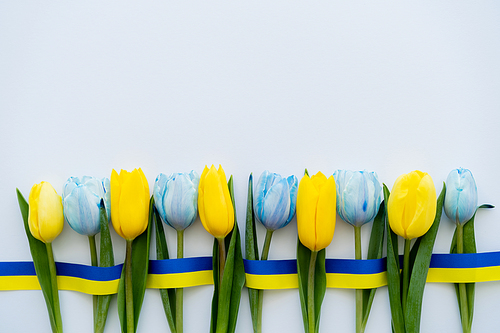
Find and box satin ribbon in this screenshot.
[2,252,500,294]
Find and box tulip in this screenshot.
[296,171,336,333]
[333,170,382,227]
[154,171,199,333]
[253,170,298,231]
[296,171,336,252]
[444,168,477,225]
[252,171,298,333]
[333,170,382,333]
[28,181,64,333]
[111,168,150,333]
[153,171,200,231]
[110,168,150,241]
[62,176,112,329]
[198,165,234,239]
[388,170,437,240]
[62,176,110,236]
[387,170,437,320]
[28,181,64,243]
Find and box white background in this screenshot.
[1,2,500,332]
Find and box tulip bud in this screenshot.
[333,170,382,227]
[62,176,110,236]
[110,168,150,241]
[153,171,200,231]
[296,171,336,252]
[444,168,478,225]
[253,171,298,231]
[388,170,437,240]
[198,165,234,239]
[28,181,64,243]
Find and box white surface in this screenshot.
[1,2,500,332]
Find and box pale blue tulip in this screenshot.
[62,176,110,236]
[333,170,382,227]
[253,171,298,231]
[444,168,478,225]
[154,171,199,231]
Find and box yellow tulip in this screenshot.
[111,168,150,240]
[198,165,234,239]
[28,181,64,243]
[296,172,336,252]
[388,170,437,240]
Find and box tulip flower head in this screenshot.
[333,170,382,227]
[198,165,234,239]
[296,171,336,252]
[388,170,437,240]
[28,181,64,243]
[62,176,110,236]
[253,171,298,231]
[444,168,478,225]
[111,168,150,241]
[154,171,200,231]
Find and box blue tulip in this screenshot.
[153,171,200,231]
[62,176,110,236]
[333,170,382,227]
[444,168,478,225]
[253,171,298,231]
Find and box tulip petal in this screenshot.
[297,175,320,251]
[286,175,298,224]
[202,166,229,238]
[36,183,64,243]
[254,170,274,223]
[28,183,43,242]
[261,178,290,230]
[314,175,336,251]
[388,174,409,239]
[218,165,234,236]
[406,174,436,239]
[117,170,148,240]
[198,166,211,234]
[163,173,197,230]
[63,186,101,236]
[153,173,170,224]
[110,169,125,238]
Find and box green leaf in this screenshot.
[213,176,245,333]
[95,200,115,333]
[362,200,386,328]
[17,189,59,333]
[154,206,176,333]
[383,185,405,333]
[297,239,310,333]
[117,196,154,333]
[244,174,260,333]
[404,183,446,333]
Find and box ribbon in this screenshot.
[2,252,500,294]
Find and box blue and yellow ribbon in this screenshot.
[2,252,500,294]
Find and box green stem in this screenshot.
[177,229,184,333]
[354,226,363,333]
[217,237,226,286]
[88,235,98,326]
[402,239,411,315]
[46,242,63,333]
[457,223,470,333]
[308,251,318,333]
[125,240,134,333]
[256,229,274,333]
